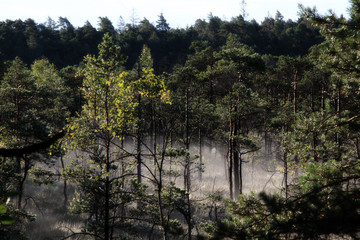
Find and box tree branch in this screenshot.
[0,131,65,157]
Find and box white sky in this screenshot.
[0,0,351,29]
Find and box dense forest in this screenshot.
[1,1,360,239]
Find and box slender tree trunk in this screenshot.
[184,89,190,191]
[239,151,243,195]
[337,88,341,116]
[157,146,170,240]
[313,132,318,162]
[264,106,272,159]
[336,88,342,161]
[233,108,240,198]
[151,99,158,178]
[264,129,269,159]
[18,155,31,210]
[137,94,142,183]
[150,101,154,151]
[16,156,21,209]
[355,138,360,159]
[105,86,111,240]
[321,79,325,111]
[233,142,240,198]
[282,123,289,199]
[184,89,192,240]
[293,70,297,118]
[198,98,203,181]
[198,127,202,181]
[153,101,157,157]
[283,150,288,199]
[105,143,110,240]
[60,153,68,208]
[186,193,192,240]
[293,71,299,177]
[17,157,24,209]
[228,111,233,200]
[157,177,168,240]
[169,131,173,182]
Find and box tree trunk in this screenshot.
[137,94,142,183]
[293,70,299,177]
[355,138,360,159]
[336,88,342,161]
[60,153,68,208]
[233,110,240,198]
[293,70,298,119]
[18,156,30,209]
[233,145,240,198]
[239,151,243,195]
[283,150,288,199]
[228,112,233,200]
[184,89,192,240]
[321,78,326,111]
[198,127,202,181]
[313,132,318,162]
[184,89,191,191]
[151,99,158,177]
[104,86,112,240]
[264,130,269,159]
[105,146,110,240]
[157,181,169,240]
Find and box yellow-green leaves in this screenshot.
[67,35,132,146]
[132,68,171,104]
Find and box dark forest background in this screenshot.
[0,12,322,71]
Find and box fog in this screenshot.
[20,136,286,239]
[190,139,284,197]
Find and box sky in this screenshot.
[0,0,351,29]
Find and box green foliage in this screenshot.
[284,109,347,164]
[0,57,69,148]
[65,33,175,239]
[156,13,170,32]
[65,33,136,238]
[132,44,171,104]
[1,2,360,239]
[0,57,36,146]
[0,13,321,70]
[0,203,34,240]
[205,159,360,239]
[31,58,70,129]
[0,184,34,239]
[28,167,55,185]
[0,203,14,225]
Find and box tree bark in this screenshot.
[233,107,240,198]
[137,94,142,183]
[198,127,203,181]
[283,150,288,199]
[184,89,192,240]
[0,131,65,157]
[60,153,68,208]
[336,88,342,161]
[239,151,243,195]
[228,110,233,200]
[184,89,191,191]
[104,142,110,240]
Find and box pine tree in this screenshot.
[65,33,134,240]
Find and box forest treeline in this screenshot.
[1,1,360,240]
[0,11,322,71]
